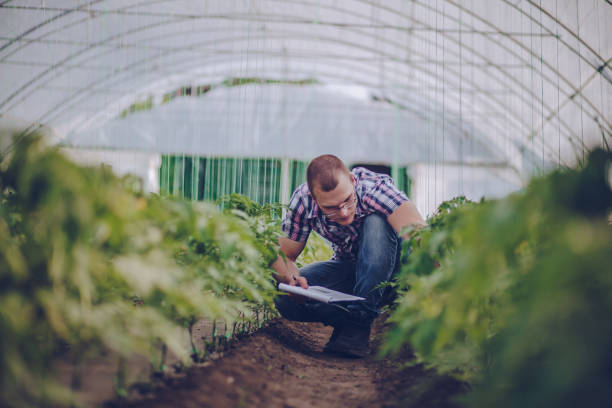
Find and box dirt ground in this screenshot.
[122,316,467,408]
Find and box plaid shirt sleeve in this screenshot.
[281,185,312,242]
[359,170,409,217]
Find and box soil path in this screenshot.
[128,317,466,408]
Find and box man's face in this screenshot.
[312,173,356,226]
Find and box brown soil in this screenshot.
[121,316,467,408]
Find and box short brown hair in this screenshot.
[306,154,351,195]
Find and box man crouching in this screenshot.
[272,154,426,358]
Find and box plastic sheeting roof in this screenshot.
[1,0,611,179]
[64,84,503,166]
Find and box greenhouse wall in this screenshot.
[160,155,413,205]
[160,156,283,203]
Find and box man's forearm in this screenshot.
[388,201,427,239]
[271,254,300,284]
[274,237,308,288]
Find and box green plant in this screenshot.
[383,148,612,407]
[0,133,280,407]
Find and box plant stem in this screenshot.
[114,356,127,399]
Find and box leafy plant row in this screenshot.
[384,148,612,407]
[0,135,291,407]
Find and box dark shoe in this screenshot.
[324,324,370,358]
[323,326,344,353]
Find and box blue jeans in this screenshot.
[274,214,402,328]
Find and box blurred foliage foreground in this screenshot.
[3,132,611,408]
[384,148,612,408]
[0,134,331,407]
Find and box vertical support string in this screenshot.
[458,4,463,197]
[434,0,439,212]
[555,0,561,169]
[530,1,535,171]
[441,0,446,203]
[576,1,585,164]
[470,0,475,197]
[595,0,606,150]
[539,0,545,172]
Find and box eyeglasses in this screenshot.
[321,192,357,219]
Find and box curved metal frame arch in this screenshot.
[403,0,611,133]
[7,31,572,169]
[2,15,576,164]
[0,0,607,166]
[0,0,595,146]
[42,54,516,169]
[23,29,540,167]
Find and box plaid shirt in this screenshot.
[282,167,408,262]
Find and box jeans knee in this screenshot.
[360,214,399,257]
[363,214,397,240]
[274,295,293,319]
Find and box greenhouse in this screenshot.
[1,1,611,407]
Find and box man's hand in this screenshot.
[283,271,309,303]
[271,236,309,301]
[271,252,309,301]
[272,237,308,287]
[289,274,309,289]
[276,267,308,288]
[274,257,308,287]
